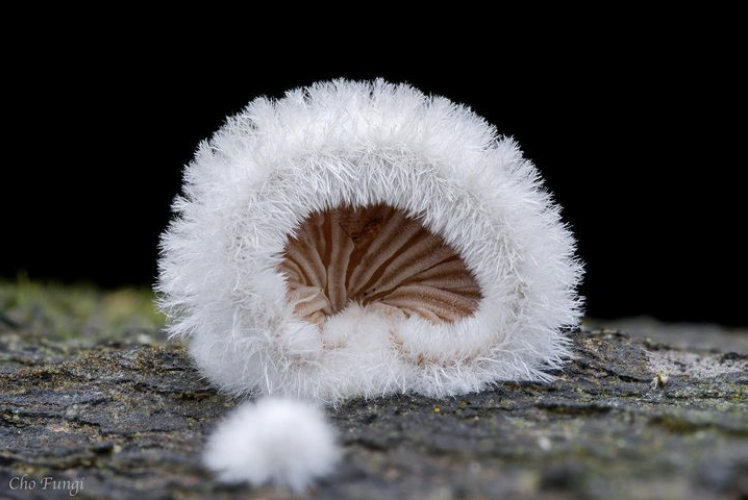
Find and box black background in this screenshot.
[3,46,745,326]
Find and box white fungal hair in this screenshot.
[157,79,584,403]
[203,398,340,491]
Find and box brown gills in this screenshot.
[280,204,482,325]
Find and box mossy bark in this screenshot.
[1,285,746,499]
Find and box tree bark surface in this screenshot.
[1,287,746,499]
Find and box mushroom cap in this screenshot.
[157,79,583,403]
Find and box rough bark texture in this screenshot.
[1,284,747,499]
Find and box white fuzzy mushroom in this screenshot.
[203,398,340,491]
[158,79,584,403]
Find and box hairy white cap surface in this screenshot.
[203,398,340,491]
[158,79,584,402]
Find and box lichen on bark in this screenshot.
[1,284,746,499]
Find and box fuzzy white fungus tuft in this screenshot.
[158,79,584,403]
[203,398,340,491]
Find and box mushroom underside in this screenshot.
[280,204,483,326]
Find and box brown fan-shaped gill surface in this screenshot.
[279,204,483,325]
